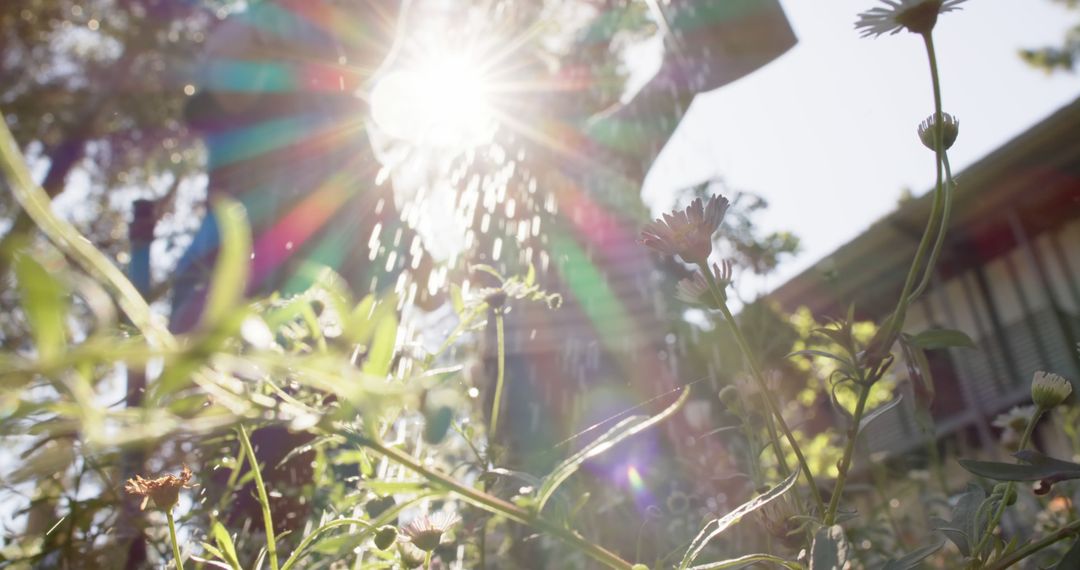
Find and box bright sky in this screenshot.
[643,0,1080,292]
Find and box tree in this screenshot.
[1021,0,1080,71]
[0,0,229,274]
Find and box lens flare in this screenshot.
[627,465,645,493]
[371,53,496,148]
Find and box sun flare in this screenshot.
[371,52,498,148]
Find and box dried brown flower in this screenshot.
[124,465,196,511]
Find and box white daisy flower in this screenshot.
[855,0,966,38]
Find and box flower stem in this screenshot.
[360,438,633,569]
[968,409,1045,566]
[424,550,432,570]
[877,32,950,354]
[281,518,373,570]
[489,311,507,441]
[699,264,826,516]
[824,381,872,526]
[166,511,184,570]
[986,517,1080,570]
[239,425,279,570]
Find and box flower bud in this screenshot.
[1031,371,1072,410]
[718,385,740,408]
[374,526,398,550]
[917,112,959,152]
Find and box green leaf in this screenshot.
[449,283,465,316]
[959,450,1080,483]
[908,328,975,350]
[203,200,252,327]
[344,294,376,344]
[929,484,986,556]
[882,538,945,570]
[470,263,504,282]
[1053,537,1080,570]
[423,406,453,444]
[859,394,903,431]
[211,521,242,570]
[361,312,398,379]
[810,525,851,570]
[785,349,851,365]
[538,387,690,514]
[679,466,800,569]
[899,335,935,419]
[14,254,68,360]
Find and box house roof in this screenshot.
[768,96,1080,318]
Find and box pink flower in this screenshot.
[640,195,729,265]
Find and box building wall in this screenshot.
[860,217,1080,457]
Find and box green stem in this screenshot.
[969,408,1045,565]
[489,311,507,441]
[166,511,184,570]
[0,106,175,350]
[280,518,373,570]
[986,517,1080,570]
[424,550,432,570]
[239,426,279,570]
[480,310,507,570]
[877,32,949,354]
[699,264,826,516]
[361,438,633,569]
[212,446,246,523]
[688,553,802,570]
[824,382,872,526]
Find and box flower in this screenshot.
[124,465,196,511]
[675,260,733,308]
[855,0,966,38]
[917,112,959,151]
[992,405,1036,450]
[400,512,460,552]
[992,405,1036,432]
[641,195,729,265]
[1032,371,1073,410]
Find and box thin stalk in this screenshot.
[479,309,507,570]
[986,517,1080,570]
[908,153,953,302]
[239,426,279,570]
[166,511,184,570]
[824,382,872,526]
[877,32,949,352]
[362,439,633,569]
[424,550,432,570]
[699,264,826,515]
[969,409,1044,566]
[698,266,786,478]
[489,311,507,440]
[212,446,246,522]
[688,553,802,570]
[280,518,373,570]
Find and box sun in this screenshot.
[370,51,498,148]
